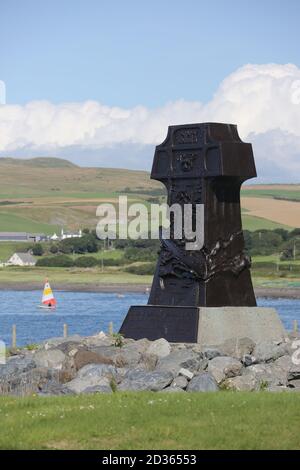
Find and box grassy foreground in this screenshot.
[2,265,300,290]
[0,392,299,450]
[0,266,152,286]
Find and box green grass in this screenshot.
[0,242,29,263]
[253,254,300,265]
[1,263,300,289]
[242,214,291,231]
[0,211,59,234]
[0,266,152,285]
[69,249,124,261]
[242,188,300,200]
[0,393,299,449]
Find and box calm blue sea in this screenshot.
[0,291,299,346]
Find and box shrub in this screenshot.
[124,247,157,262]
[36,255,74,267]
[50,244,59,254]
[74,256,98,267]
[58,234,98,254]
[124,262,156,275]
[101,258,125,266]
[31,243,44,256]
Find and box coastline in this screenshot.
[0,282,300,298]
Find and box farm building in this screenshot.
[50,228,82,241]
[6,252,36,266]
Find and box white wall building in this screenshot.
[50,228,82,241]
[7,252,36,267]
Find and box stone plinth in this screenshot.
[119,306,286,346]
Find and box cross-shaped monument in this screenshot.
[120,123,286,345]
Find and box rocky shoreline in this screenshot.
[0,282,300,298]
[1,331,300,396]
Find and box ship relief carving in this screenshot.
[158,231,251,282]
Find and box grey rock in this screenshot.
[179,368,194,380]
[203,348,222,360]
[74,349,114,370]
[171,343,188,352]
[118,369,173,391]
[76,363,117,379]
[39,381,74,396]
[223,374,259,391]
[82,333,112,348]
[51,341,84,355]
[207,356,243,384]
[267,385,290,392]
[288,362,300,381]
[242,355,256,367]
[171,375,188,389]
[91,343,142,368]
[139,353,158,371]
[0,356,36,378]
[274,355,293,371]
[161,386,185,393]
[89,345,118,359]
[243,363,288,387]
[33,349,66,370]
[128,338,151,353]
[157,350,204,375]
[219,337,255,359]
[253,341,288,363]
[113,348,141,368]
[187,373,219,392]
[0,367,59,396]
[65,364,117,394]
[146,338,171,358]
[80,380,112,394]
[42,335,82,350]
[289,379,300,388]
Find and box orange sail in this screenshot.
[42,280,57,307]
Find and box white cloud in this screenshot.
[1,63,300,180]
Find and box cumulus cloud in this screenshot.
[1,63,300,180]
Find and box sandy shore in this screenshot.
[0,282,300,298]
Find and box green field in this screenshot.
[0,392,299,449]
[241,214,291,231]
[242,188,300,201]
[0,158,299,232]
[0,242,125,264]
[0,266,152,286]
[1,264,300,290]
[0,212,59,234]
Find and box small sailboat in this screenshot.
[39,279,57,310]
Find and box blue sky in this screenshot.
[1,0,300,181]
[1,0,300,107]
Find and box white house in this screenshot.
[50,228,82,241]
[7,252,36,267]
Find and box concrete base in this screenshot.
[119,305,287,346]
[197,307,286,347]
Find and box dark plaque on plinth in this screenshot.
[120,122,258,342]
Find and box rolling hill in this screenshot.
[0,157,299,232]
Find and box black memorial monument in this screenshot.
[120,122,257,342]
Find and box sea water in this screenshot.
[0,291,299,346]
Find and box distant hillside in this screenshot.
[0,157,299,232]
[0,157,162,198]
[0,157,77,168]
